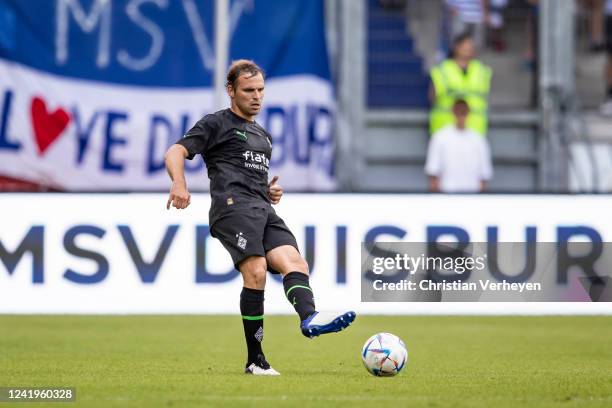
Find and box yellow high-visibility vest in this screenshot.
[429,59,492,136]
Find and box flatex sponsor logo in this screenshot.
[242,150,269,172]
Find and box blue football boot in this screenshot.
[300,311,356,338]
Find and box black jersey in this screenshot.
[176,108,273,223]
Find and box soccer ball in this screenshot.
[361,332,408,377]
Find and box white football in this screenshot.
[361,332,408,376]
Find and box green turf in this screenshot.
[1,316,611,407]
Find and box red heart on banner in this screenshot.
[30,97,71,155]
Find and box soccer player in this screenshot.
[164,60,356,376]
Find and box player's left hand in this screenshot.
[268,175,283,204]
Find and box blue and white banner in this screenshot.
[0,0,335,190]
[1,194,612,314]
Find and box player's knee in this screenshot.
[291,257,309,275]
[244,266,266,287]
[240,257,268,288]
[251,267,267,286]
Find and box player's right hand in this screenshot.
[167,180,191,210]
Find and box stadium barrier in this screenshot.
[1,194,611,315]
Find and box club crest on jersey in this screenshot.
[235,129,248,141]
[236,232,247,250]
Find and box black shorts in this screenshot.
[210,202,299,271]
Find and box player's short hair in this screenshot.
[226,60,265,90]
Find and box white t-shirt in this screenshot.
[425,125,493,193]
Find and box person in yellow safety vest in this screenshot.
[429,32,492,136]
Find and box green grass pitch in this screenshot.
[1,315,611,407]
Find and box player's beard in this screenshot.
[236,101,260,118]
[246,102,261,116]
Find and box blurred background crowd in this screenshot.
[0,0,609,194]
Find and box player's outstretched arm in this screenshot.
[268,175,283,204]
[165,144,191,210]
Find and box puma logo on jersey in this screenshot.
[235,129,248,140]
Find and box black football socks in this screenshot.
[240,287,265,367]
[283,271,316,321]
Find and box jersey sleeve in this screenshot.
[175,114,219,160]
